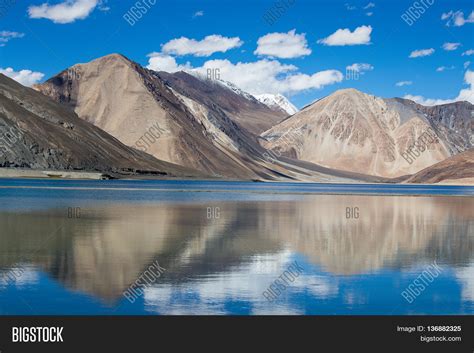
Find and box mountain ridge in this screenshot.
[0,72,203,178]
[32,53,473,183]
[35,53,368,182]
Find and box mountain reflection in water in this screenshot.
[0,182,473,315]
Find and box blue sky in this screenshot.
[0,0,473,108]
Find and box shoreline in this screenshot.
[0,168,473,187]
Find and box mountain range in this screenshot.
[0,53,471,184]
[33,54,381,182]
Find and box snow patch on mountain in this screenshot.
[187,71,298,115]
[255,94,299,115]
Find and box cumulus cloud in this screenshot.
[318,25,372,46]
[462,49,474,56]
[254,30,312,59]
[396,81,413,87]
[457,70,474,103]
[404,95,454,106]
[161,35,243,57]
[0,31,24,47]
[442,42,461,51]
[28,0,99,24]
[146,53,192,73]
[409,48,435,58]
[346,63,374,74]
[192,59,343,95]
[0,67,45,86]
[441,10,474,27]
[404,69,474,105]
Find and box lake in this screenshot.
[0,179,473,315]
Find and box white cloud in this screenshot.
[254,30,312,59]
[409,48,435,58]
[142,251,338,315]
[0,31,24,47]
[161,35,243,57]
[404,95,453,106]
[346,63,374,74]
[404,69,474,105]
[441,10,474,27]
[442,42,461,51]
[193,10,204,18]
[28,0,99,24]
[0,67,45,86]
[464,61,471,69]
[318,25,372,46]
[457,70,474,103]
[436,66,455,72]
[364,2,375,9]
[345,3,357,10]
[462,49,474,56]
[193,59,343,95]
[396,81,413,87]
[146,53,192,73]
[366,12,373,16]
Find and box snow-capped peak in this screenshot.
[186,71,257,101]
[186,72,298,115]
[214,79,256,101]
[255,94,299,115]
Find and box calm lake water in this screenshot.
[0,179,473,315]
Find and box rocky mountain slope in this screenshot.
[0,73,201,178]
[405,149,474,184]
[393,99,474,154]
[160,72,289,135]
[261,88,473,178]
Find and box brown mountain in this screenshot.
[405,149,474,184]
[35,54,290,179]
[0,73,201,178]
[156,71,288,134]
[261,89,473,178]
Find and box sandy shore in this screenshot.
[0,168,106,180]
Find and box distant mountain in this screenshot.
[261,88,473,178]
[405,149,474,184]
[36,54,375,182]
[0,73,201,178]
[158,71,288,135]
[393,99,474,154]
[255,94,299,116]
